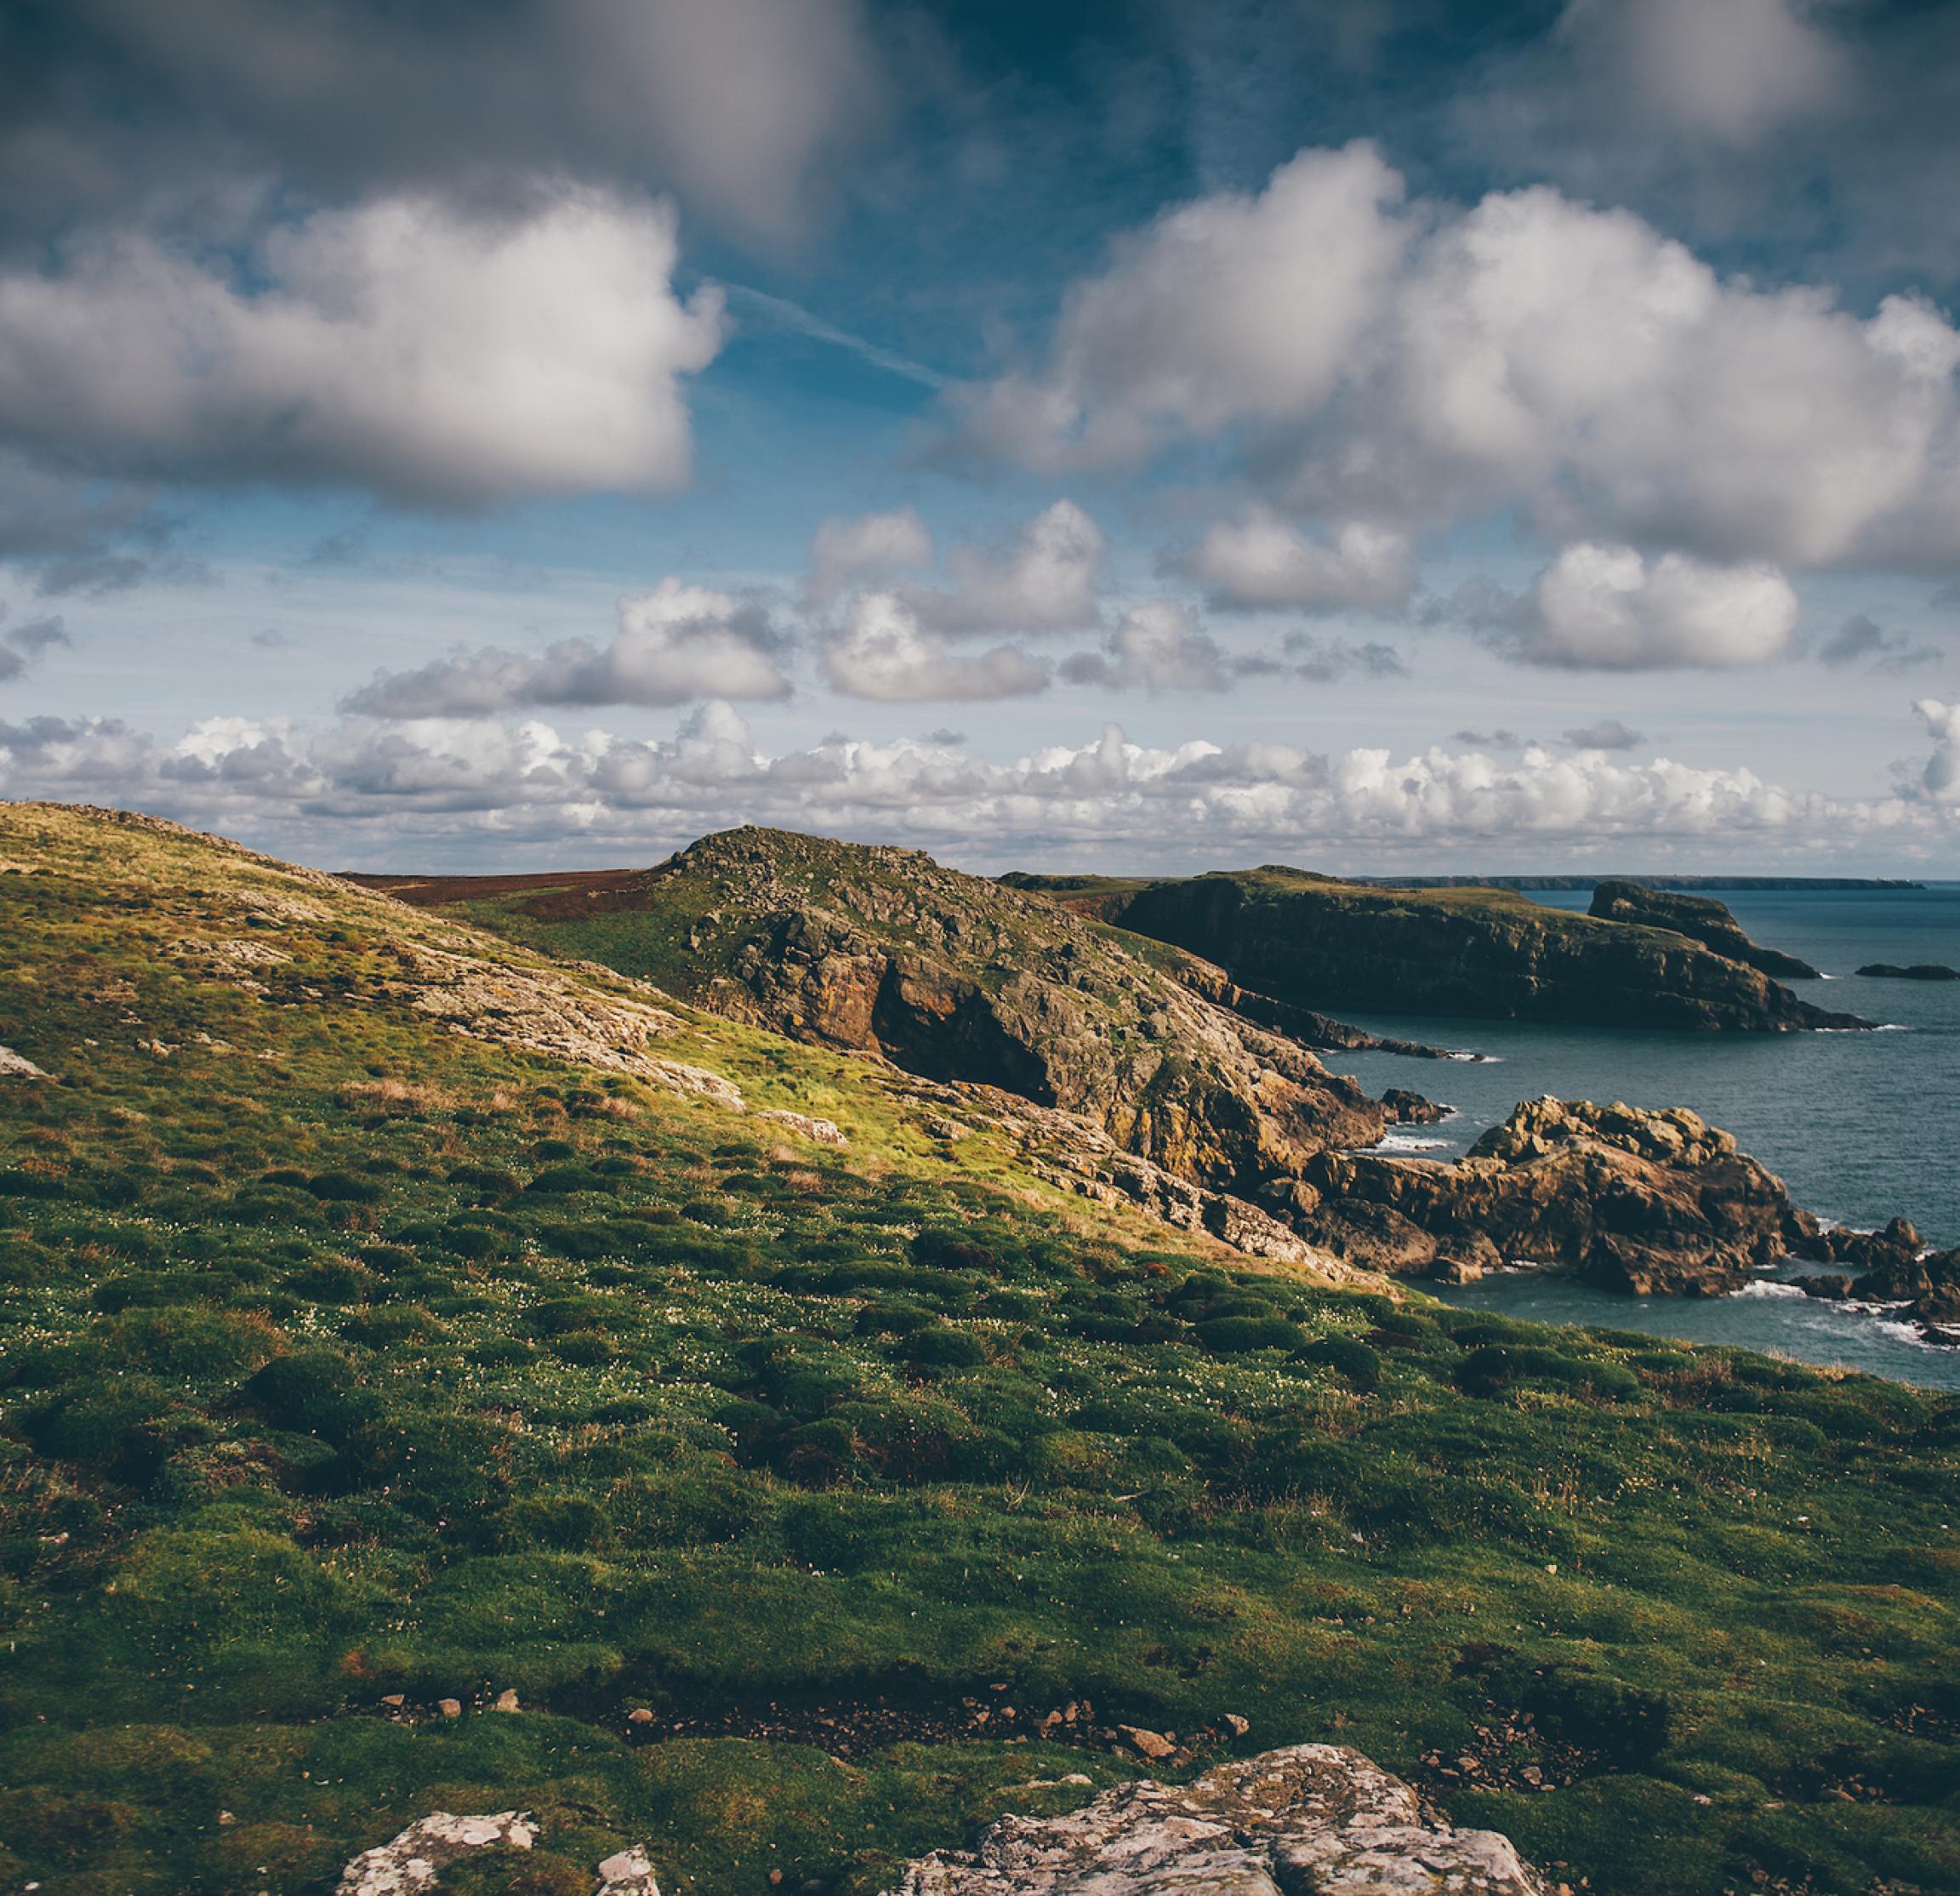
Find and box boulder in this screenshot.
[1380,1087,1450,1125]
[885,1743,1547,1896]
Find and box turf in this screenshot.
[0,805,1955,1896]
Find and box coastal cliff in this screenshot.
[1585,879,1820,979]
[1012,867,1869,1032]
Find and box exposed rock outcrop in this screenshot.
[1587,880,1820,980]
[1291,1098,1816,1295]
[886,1744,1547,1896]
[1025,868,1871,1033]
[0,1045,46,1078]
[443,828,1406,1200]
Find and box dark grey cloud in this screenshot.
[0,606,68,683]
[1817,612,1943,675]
[1284,634,1407,683]
[0,0,886,248]
[1562,718,1644,751]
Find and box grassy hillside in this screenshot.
[0,806,1955,1896]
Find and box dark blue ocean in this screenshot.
[1328,885,1960,1389]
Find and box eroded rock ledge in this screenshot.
[891,1745,1547,1896]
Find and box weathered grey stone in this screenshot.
[334,1809,536,1894]
[0,1045,46,1078]
[884,1745,1547,1896]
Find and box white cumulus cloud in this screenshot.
[344,578,788,716]
[805,506,935,608]
[954,145,1960,576]
[0,188,724,505]
[1182,511,1416,613]
[1467,543,1801,670]
[1917,698,1960,804]
[819,592,1049,703]
[1062,600,1237,693]
[909,499,1107,636]
[7,704,1952,872]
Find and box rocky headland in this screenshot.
[1012,867,1871,1032]
[1585,879,1821,980]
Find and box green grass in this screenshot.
[0,806,1955,1896]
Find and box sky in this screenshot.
[2,0,1959,875]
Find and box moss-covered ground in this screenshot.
[0,806,1955,1896]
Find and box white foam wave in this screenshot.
[1735,1280,1807,1301]
[1376,1132,1451,1153]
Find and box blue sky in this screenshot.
[1,0,1957,872]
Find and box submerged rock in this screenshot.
[885,1743,1547,1896]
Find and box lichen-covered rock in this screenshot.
[387,943,746,1107]
[597,1842,663,1893]
[0,1045,46,1078]
[885,1745,1547,1896]
[335,1809,537,1894]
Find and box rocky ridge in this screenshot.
[511,826,1424,1199]
[1023,867,1870,1033]
[1585,880,1821,980]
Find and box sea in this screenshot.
[1328,883,1960,1390]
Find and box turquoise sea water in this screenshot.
[1326,884,1960,1389]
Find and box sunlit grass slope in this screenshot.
[0,804,1954,1896]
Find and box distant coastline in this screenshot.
[1350,874,1926,891]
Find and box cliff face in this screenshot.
[1586,879,1820,979]
[1031,868,1868,1032]
[488,827,1400,1197]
